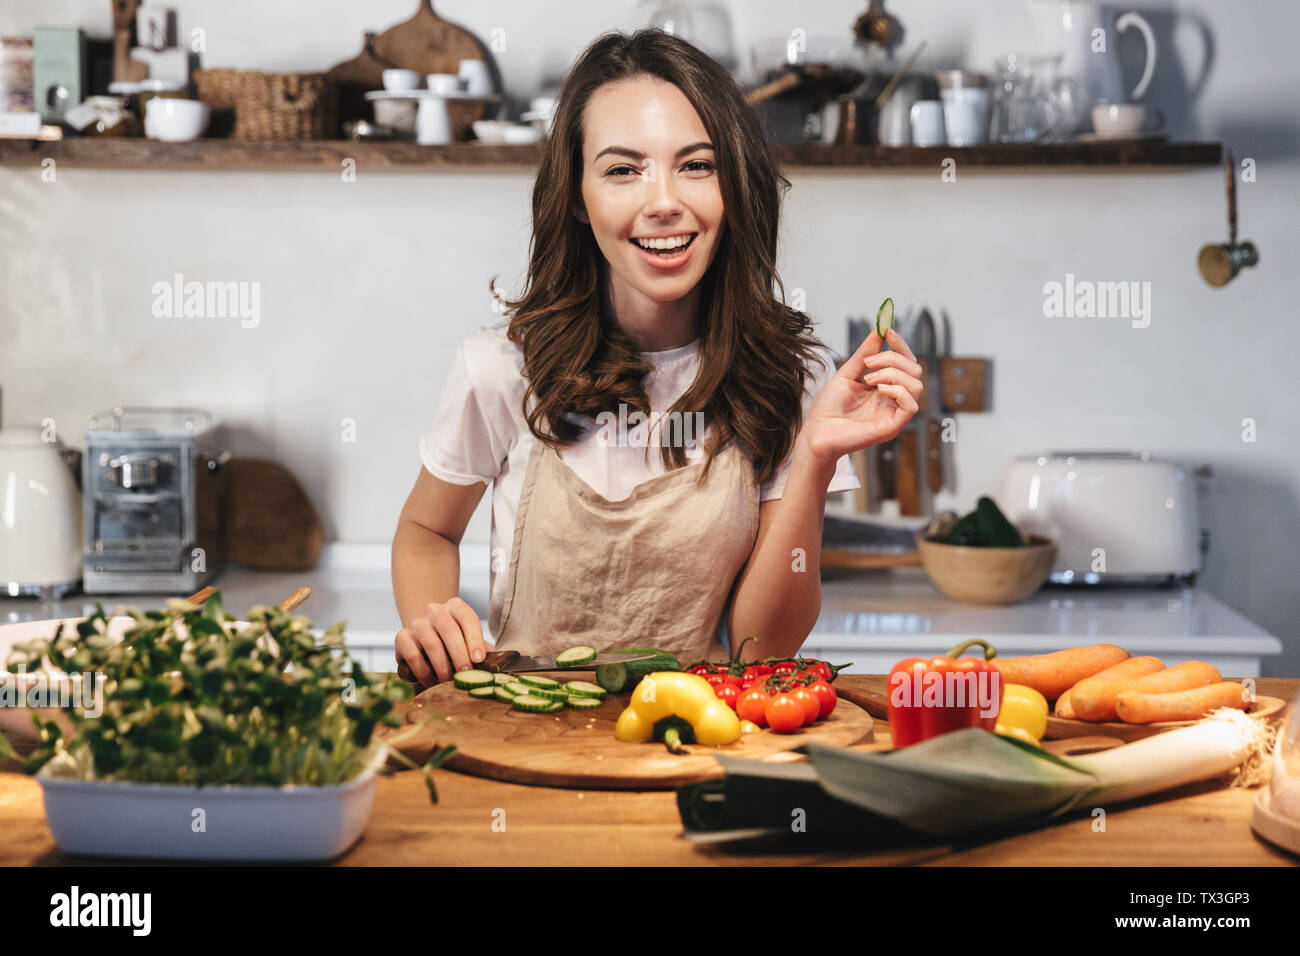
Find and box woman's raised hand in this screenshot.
[800,329,924,467]
[394,596,494,685]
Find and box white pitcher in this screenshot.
[1027,0,1157,132]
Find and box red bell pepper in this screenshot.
[886,639,1003,747]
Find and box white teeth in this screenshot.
[633,234,693,251]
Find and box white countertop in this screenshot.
[1,543,1284,676]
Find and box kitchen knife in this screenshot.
[912,308,944,501]
[397,649,661,685]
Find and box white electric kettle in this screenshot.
[0,425,83,596]
[1027,0,1157,133]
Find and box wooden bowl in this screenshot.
[915,534,1056,605]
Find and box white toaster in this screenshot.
[998,451,1204,585]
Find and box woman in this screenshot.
[392,29,923,685]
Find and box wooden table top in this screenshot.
[2,676,1297,867]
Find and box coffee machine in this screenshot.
[82,407,226,594]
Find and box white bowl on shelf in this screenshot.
[143,97,210,141]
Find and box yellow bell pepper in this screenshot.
[995,683,1049,746]
[614,672,741,747]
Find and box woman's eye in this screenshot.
[683,160,715,173]
[604,164,639,177]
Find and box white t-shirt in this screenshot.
[419,323,859,631]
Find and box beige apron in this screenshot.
[492,436,760,662]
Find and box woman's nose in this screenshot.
[640,161,682,216]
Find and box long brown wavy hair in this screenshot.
[494,28,824,484]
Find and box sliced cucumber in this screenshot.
[505,682,534,697]
[512,695,564,714]
[555,645,597,667]
[875,297,894,339]
[526,685,569,702]
[453,669,495,690]
[518,674,562,690]
[492,686,518,704]
[493,672,515,685]
[563,680,607,701]
[566,696,603,711]
[468,685,497,698]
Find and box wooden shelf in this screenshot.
[0,137,1221,172]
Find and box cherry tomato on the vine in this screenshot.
[807,680,837,718]
[736,688,771,727]
[790,688,821,723]
[765,693,805,733]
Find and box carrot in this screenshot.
[992,644,1130,701]
[1115,681,1251,724]
[1122,660,1221,696]
[1069,656,1166,721]
[1055,689,1076,719]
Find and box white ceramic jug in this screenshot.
[1027,0,1157,132]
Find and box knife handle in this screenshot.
[397,649,519,687]
[927,418,944,494]
[477,650,519,674]
[897,430,921,515]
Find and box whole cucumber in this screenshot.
[596,649,680,694]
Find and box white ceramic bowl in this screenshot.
[144,97,210,141]
[381,68,422,92]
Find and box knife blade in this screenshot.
[396,648,662,685]
[477,649,662,674]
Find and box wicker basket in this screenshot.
[194,69,337,140]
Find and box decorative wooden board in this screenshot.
[379,671,874,790]
[1045,696,1287,742]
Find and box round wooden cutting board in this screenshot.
[1044,695,1286,742]
[380,672,874,789]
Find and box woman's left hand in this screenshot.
[799,328,924,468]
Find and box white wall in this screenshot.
[2,1,1298,673]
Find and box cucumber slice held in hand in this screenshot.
[875,297,894,340]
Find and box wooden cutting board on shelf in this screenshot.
[372,0,494,78]
[378,671,875,790]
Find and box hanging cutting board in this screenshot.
[378,671,874,790]
[372,0,498,82]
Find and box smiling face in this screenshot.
[575,74,725,340]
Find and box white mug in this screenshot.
[457,59,492,97]
[416,97,452,144]
[909,100,946,147]
[940,88,988,147]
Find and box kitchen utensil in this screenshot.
[143,96,209,140]
[915,534,1057,604]
[32,27,86,124]
[0,425,82,597]
[1199,149,1259,288]
[457,59,492,96]
[1027,0,1157,133]
[425,72,461,94]
[998,452,1202,585]
[896,431,921,515]
[1091,101,1163,137]
[877,73,939,146]
[397,649,661,685]
[853,0,898,49]
[908,99,945,146]
[110,0,148,85]
[989,53,1070,143]
[745,62,862,107]
[1047,696,1286,744]
[873,41,927,110]
[416,95,452,143]
[385,679,874,789]
[939,87,988,146]
[912,308,943,498]
[325,32,399,137]
[637,0,738,70]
